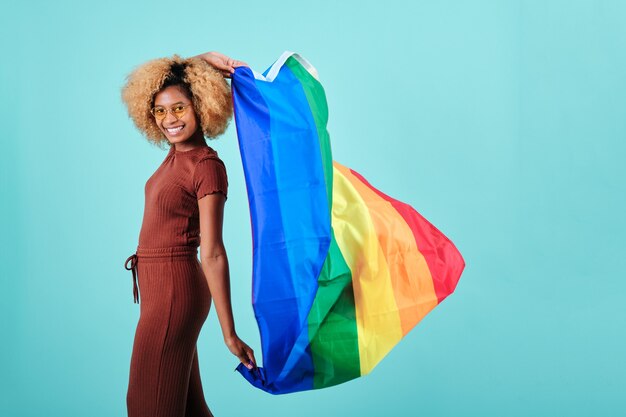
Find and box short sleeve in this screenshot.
[193,156,228,201]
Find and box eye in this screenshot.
[152,107,166,116]
[173,105,186,114]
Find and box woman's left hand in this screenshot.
[193,51,248,78]
[224,333,257,370]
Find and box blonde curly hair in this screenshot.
[121,54,233,148]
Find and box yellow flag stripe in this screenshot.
[332,163,402,374]
[338,163,439,337]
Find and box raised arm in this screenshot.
[197,192,256,370]
[191,51,249,78]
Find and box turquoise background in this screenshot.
[1,0,625,416]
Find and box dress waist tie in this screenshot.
[124,253,139,304]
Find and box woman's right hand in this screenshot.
[225,334,257,370]
[193,51,249,78]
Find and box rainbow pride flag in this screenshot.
[231,52,465,394]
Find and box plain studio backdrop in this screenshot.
[1,1,624,416]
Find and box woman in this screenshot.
[121,51,256,417]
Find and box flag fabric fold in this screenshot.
[231,51,465,394]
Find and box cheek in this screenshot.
[187,114,200,129]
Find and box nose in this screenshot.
[163,110,179,125]
[124,253,139,304]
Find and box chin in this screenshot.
[165,134,192,144]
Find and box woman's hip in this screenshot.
[124,246,211,320]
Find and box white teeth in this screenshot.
[167,126,184,133]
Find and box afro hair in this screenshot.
[121,54,233,148]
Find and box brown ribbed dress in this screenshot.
[124,144,228,417]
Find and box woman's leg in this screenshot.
[127,261,175,417]
[185,346,214,417]
[127,259,211,417]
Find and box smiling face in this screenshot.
[152,85,201,145]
